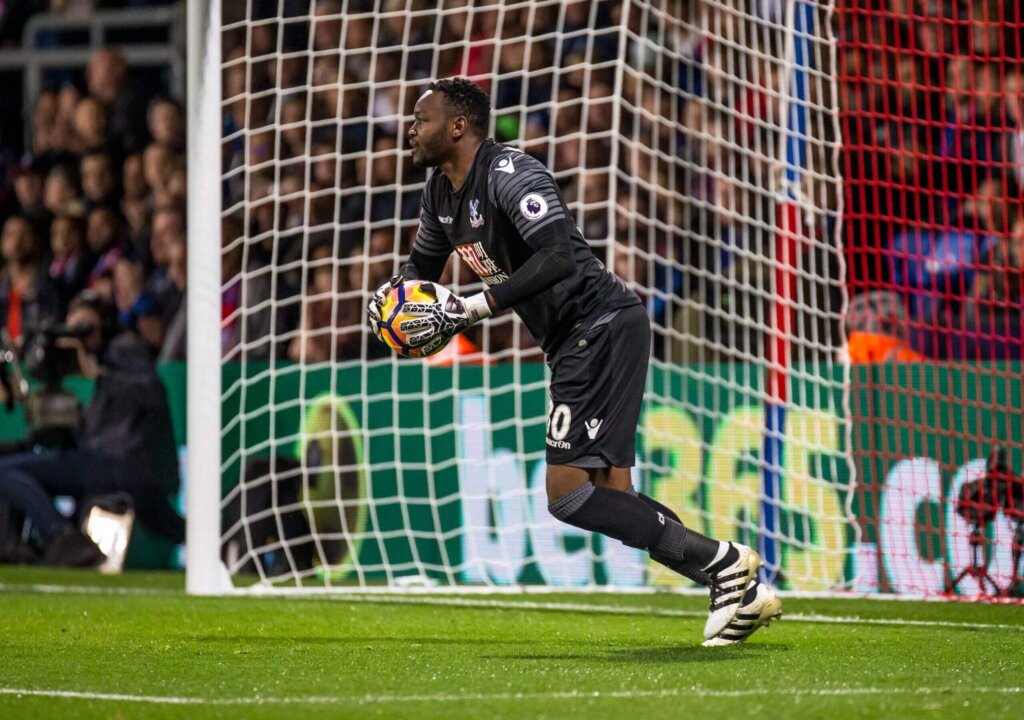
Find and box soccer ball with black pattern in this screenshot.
[376,280,451,358]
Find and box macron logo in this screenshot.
[438,215,454,224]
[585,418,603,439]
[495,156,515,174]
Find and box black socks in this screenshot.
[548,482,670,552]
[548,482,731,587]
[634,492,712,586]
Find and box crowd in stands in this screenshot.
[2,0,1021,368]
[0,0,186,362]
[841,0,1024,361]
[218,0,721,363]
[218,0,631,363]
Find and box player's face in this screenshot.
[408,91,451,168]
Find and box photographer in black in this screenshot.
[0,291,183,566]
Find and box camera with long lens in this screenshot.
[949,448,1024,597]
[0,321,94,450]
[981,448,1024,597]
[986,448,1024,521]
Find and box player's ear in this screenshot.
[450,115,467,139]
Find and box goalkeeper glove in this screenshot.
[367,274,404,342]
[399,287,492,351]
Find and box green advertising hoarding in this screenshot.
[1,361,1020,594]
[221,360,1022,593]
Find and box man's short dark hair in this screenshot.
[68,289,119,340]
[429,77,491,135]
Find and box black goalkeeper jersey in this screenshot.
[410,139,640,355]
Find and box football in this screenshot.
[377,280,452,358]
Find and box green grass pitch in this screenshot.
[1,567,1022,719]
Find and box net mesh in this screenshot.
[838,0,1024,596]
[215,0,856,593]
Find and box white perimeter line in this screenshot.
[294,594,1024,633]
[0,686,1021,707]
[2,583,1022,633]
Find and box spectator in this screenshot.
[113,257,164,351]
[143,142,175,206]
[288,241,338,364]
[12,160,51,240]
[845,290,926,363]
[1005,70,1024,188]
[29,88,60,159]
[28,83,83,161]
[85,204,128,289]
[43,162,83,218]
[577,170,612,240]
[49,213,93,310]
[163,154,186,203]
[612,240,648,295]
[345,241,390,360]
[85,47,146,154]
[144,203,185,332]
[953,213,1024,360]
[146,97,184,154]
[279,97,307,159]
[311,0,342,53]
[157,231,186,361]
[80,150,119,208]
[70,96,108,154]
[52,83,82,153]
[121,152,150,248]
[149,204,183,274]
[940,59,1009,207]
[368,134,420,223]
[0,215,61,346]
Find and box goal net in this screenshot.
[188,0,1018,598]
[839,0,1024,596]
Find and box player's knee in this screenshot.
[545,464,591,506]
[547,480,593,522]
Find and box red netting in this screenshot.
[839,0,1024,598]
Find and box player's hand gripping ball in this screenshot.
[373,279,454,358]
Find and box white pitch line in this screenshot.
[313,594,1024,633]
[0,583,168,597]
[2,583,1022,633]
[0,686,1021,707]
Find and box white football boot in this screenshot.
[703,543,762,640]
[702,580,782,647]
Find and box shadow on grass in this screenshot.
[489,643,789,663]
[188,635,789,663]
[188,635,527,647]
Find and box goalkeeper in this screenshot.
[368,78,780,645]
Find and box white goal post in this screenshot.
[186,0,227,595]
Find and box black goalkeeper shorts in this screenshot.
[545,303,650,468]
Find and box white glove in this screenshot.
[399,286,492,351]
[367,275,404,342]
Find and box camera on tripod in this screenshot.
[949,447,1024,597]
[0,321,94,450]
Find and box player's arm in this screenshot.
[483,155,575,311]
